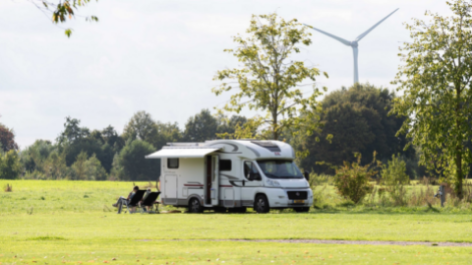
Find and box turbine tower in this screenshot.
[304,8,399,84]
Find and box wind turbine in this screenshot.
[304,8,399,84]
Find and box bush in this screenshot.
[381,154,409,206]
[0,150,21,179]
[333,153,377,204]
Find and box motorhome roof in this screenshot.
[146,139,295,160]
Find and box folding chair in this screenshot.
[139,192,161,213]
[118,190,146,214]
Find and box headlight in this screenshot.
[266,179,281,187]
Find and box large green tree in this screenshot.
[122,111,159,145]
[118,140,160,181]
[301,84,411,174]
[213,13,325,141]
[392,0,472,198]
[154,122,182,150]
[183,109,218,142]
[0,124,19,152]
[0,150,22,180]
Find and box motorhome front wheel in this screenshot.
[254,195,270,213]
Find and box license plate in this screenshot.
[293,200,305,204]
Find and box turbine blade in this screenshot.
[355,8,399,42]
[353,47,359,84]
[304,24,351,46]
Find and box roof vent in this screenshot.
[251,141,281,152]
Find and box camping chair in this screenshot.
[139,192,161,213]
[118,189,146,214]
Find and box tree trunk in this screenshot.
[455,149,463,199]
[272,111,278,140]
[455,83,463,199]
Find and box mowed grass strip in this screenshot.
[1,240,472,265]
[2,212,472,243]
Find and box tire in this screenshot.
[293,207,310,213]
[188,198,203,213]
[254,195,270,213]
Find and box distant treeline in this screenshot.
[0,84,424,181]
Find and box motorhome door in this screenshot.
[241,161,262,205]
[211,155,219,206]
[205,155,219,206]
[164,173,177,205]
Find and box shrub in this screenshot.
[0,150,21,179]
[333,153,377,204]
[381,154,409,206]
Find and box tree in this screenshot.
[391,0,472,198]
[20,140,55,173]
[57,117,113,171]
[31,0,99,37]
[57,117,90,149]
[122,111,159,145]
[213,13,325,141]
[154,121,182,149]
[216,114,248,136]
[42,150,68,180]
[118,140,160,181]
[183,109,218,142]
[71,151,88,180]
[301,84,411,173]
[0,150,22,180]
[83,154,108,181]
[0,124,19,152]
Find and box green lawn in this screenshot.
[1,180,472,264]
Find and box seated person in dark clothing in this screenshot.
[113,186,139,212]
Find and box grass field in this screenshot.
[1,180,472,264]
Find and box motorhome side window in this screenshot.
[219,160,232,171]
[244,161,260,181]
[167,158,179,169]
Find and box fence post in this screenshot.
[439,185,445,207]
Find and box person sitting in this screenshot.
[113,186,139,213]
[139,188,152,212]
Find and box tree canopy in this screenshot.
[0,124,19,152]
[213,13,326,141]
[301,84,412,174]
[392,0,472,198]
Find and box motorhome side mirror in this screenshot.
[304,171,309,181]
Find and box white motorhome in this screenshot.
[145,140,312,213]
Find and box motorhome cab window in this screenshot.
[167,158,179,169]
[244,161,261,181]
[219,160,232,171]
[257,160,303,179]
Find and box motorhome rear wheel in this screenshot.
[188,198,203,213]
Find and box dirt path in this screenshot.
[139,239,472,247]
[224,239,472,247]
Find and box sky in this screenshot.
[0,0,451,149]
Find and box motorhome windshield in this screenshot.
[257,160,303,179]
